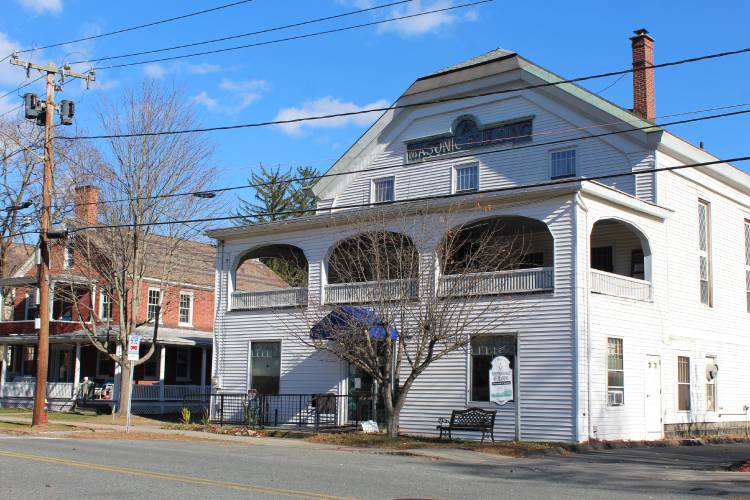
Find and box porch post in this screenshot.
[114,343,122,410]
[200,347,207,387]
[0,345,8,389]
[73,343,81,399]
[159,345,166,413]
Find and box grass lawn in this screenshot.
[0,408,176,426]
[0,420,79,432]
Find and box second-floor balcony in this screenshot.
[325,279,420,304]
[438,267,554,297]
[231,287,308,310]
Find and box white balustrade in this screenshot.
[438,267,554,297]
[47,382,74,399]
[325,279,419,304]
[590,269,652,301]
[0,381,35,398]
[232,288,308,310]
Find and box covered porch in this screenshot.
[0,327,212,414]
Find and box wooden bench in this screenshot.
[437,407,496,443]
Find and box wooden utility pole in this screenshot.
[9,56,94,426]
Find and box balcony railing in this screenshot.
[325,279,419,304]
[231,288,308,310]
[0,381,75,399]
[438,267,554,297]
[0,381,211,402]
[590,269,652,302]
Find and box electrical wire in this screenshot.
[63,154,750,234]
[12,0,258,54]
[58,104,750,208]
[60,45,750,141]
[91,0,494,71]
[0,74,46,102]
[69,0,418,66]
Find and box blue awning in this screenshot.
[310,306,397,341]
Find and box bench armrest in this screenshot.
[437,417,450,424]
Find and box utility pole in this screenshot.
[9,56,94,426]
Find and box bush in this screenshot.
[180,407,191,425]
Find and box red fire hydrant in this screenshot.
[42,398,48,424]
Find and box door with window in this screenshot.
[644,355,662,438]
[248,341,281,395]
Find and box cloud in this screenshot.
[186,63,221,75]
[219,78,268,92]
[191,91,219,110]
[14,0,62,14]
[274,96,388,136]
[378,0,459,37]
[143,63,167,79]
[142,61,222,79]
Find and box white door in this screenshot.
[645,355,662,438]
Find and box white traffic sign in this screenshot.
[127,335,141,361]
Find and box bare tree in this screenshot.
[289,203,534,437]
[60,81,215,413]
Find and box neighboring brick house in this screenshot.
[0,185,287,412]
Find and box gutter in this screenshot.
[575,192,593,442]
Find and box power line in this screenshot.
[69,0,418,66]
[0,74,46,102]
[11,0,257,55]
[91,0,494,71]
[58,104,750,208]
[60,45,750,141]
[65,155,750,234]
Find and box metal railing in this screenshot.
[590,269,652,301]
[437,267,554,297]
[325,279,419,304]
[210,393,374,429]
[231,288,308,310]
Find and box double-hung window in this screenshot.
[372,177,395,204]
[470,335,516,402]
[454,164,479,193]
[677,356,691,411]
[100,288,113,321]
[24,288,39,320]
[175,349,190,381]
[178,292,193,326]
[745,220,750,313]
[249,341,281,395]
[698,200,712,306]
[147,288,161,322]
[607,338,624,406]
[551,149,576,179]
[705,355,717,412]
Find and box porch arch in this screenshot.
[589,217,652,282]
[326,231,419,284]
[234,244,309,290]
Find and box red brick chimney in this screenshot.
[74,185,99,225]
[630,28,655,121]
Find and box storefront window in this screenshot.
[470,335,516,402]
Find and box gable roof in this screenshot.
[3,243,34,277]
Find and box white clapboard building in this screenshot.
[207,30,750,442]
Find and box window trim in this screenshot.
[24,288,39,320]
[467,333,518,406]
[99,288,113,322]
[370,176,395,204]
[178,291,194,327]
[63,243,74,271]
[606,337,624,407]
[550,147,577,179]
[698,199,713,307]
[452,162,479,194]
[247,339,283,395]
[146,287,161,324]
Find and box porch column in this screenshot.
[73,343,81,399]
[159,345,166,413]
[200,347,207,387]
[0,346,8,389]
[114,343,122,409]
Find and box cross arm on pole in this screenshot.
[10,55,96,82]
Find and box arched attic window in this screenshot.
[235,244,308,290]
[590,219,651,281]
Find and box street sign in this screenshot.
[127,335,141,361]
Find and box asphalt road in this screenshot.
[0,435,748,499]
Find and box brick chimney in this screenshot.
[630,28,655,121]
[74,185,99,225]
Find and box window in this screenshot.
[705,355,717,412]
[677,356,691,411]
[630,249,645,280]
[551,149,576,179]
[470,335,516,402]
[591,246,614,273]
[24,288,39,320]
[250,341,281,395]
[175,349,190,381]
[178,292,193,326]
[607,338,624,406]
[745,220,750,312]
[147,288,161,322]
[96,349,113,378]
[63,243,74,270]
[698,200,712,306]
[372,177,395,203]
[100,288,113,321]
[143,347,158,379]
[454,164,479,193]
[22,346,35,376]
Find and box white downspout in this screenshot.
[576,192,592,442]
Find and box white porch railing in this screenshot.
[0,381,75,399]
[231,288,308,310]
[438,267,554,297]
[0,382,210,402]
[325,279,419,304]
[132,384,161,400]
[47,382,75,399]
[590,269,652,301]
[162,385,211,401]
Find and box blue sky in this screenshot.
[1,0,749,207]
